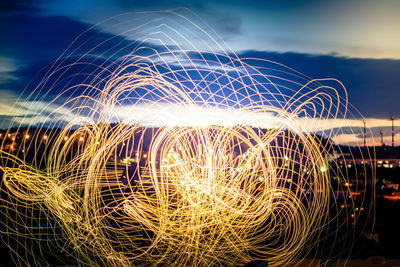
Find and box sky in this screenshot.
[0,0,399,146]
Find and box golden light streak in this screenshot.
[0,11,374,266]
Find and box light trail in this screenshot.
[0,10,374,266]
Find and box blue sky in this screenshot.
[0,0,399,145]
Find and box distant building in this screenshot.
[337,158,400,168]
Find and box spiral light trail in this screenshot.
[0,10,373,266]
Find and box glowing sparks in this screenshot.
[0,11,373,267]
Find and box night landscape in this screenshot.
[0,1,399,266]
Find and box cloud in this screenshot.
[0,56,21,84]
[2,9,399,120]
[1,86,398,147]
[5,0,400,59]
[0,0,44,17]
[0,6,398,147]
[92,104,400,146]
[238,50,400,119]
[331,132,400,147]
[0,90,79,129]
[108,103,277,128]
[35,3,242,42]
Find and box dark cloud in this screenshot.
[0,15,108,63]
[193,9,242,38]
[0,0,43,16]
[0,13,178,96]
[238,50,400,118]
[100,0,204,10]
[0,7,398,123]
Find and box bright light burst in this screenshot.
[0,10,373,266]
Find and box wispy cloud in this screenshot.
[1,94,398,146]
[0,56,20,84]
[0,90,79,128]
[34,0,400,59]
